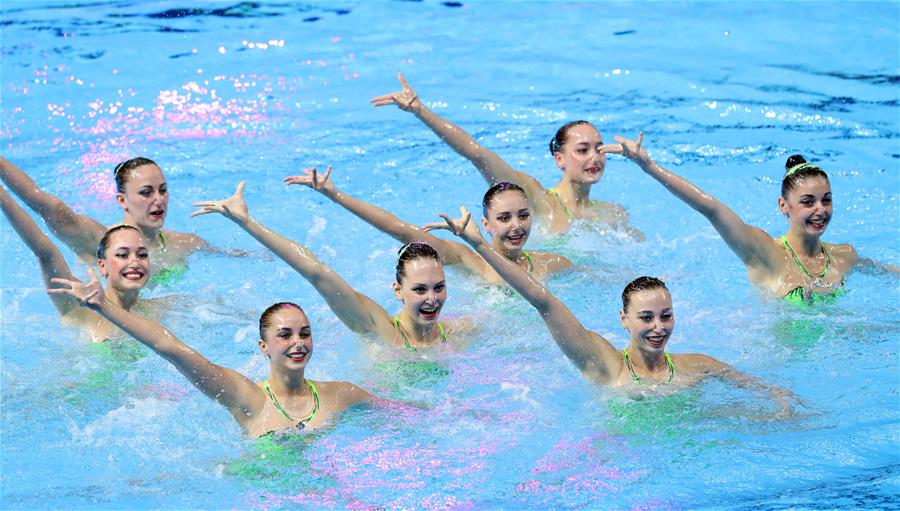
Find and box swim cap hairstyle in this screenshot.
[259,302,305,339]
[621,276,669,313]
[549,120,592,155]
[96,225,142,259]
[114,157,159,193]
[482,181,527,216]
[395,242,441,284]
[782,154,829,198]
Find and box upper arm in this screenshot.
[706,208,779,269]
[538,297,620,384]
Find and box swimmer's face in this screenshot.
[482,190,532,252]
[619,288,674,351]
[554,123,606,184]
[393,258,446,326]
[778,176,832,237]
[97,228,150,291]
[259,308,313,369]
[116,164,168,230]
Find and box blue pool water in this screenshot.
[1,1,898,509]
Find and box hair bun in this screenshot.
[785,154,807,171]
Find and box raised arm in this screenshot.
[610,134,780,270]
[192,182,392,337]
[0,157,106,260]
[0,185,77,315]
[424,207,621,385]
[284,166,483,270]
[370,74,549,199]
[48,270,265,422]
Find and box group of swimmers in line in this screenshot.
[2,73,895,438]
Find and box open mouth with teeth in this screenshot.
[807,217,829,230]
[505,231,527,245]
[644,334,668,349]
[122,269,146,281]
[419,305,440,321]
[286,350,309,362]
[584,166,602,175]
[149,209,165,221]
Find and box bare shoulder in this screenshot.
[826,242,858,268]
[671,353,727,375]
[315,380,371,409]
[163,230,207,250]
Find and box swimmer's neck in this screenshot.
[553,179,592,206]
[626,342,669,372]
[784,229,823,257]
[491,237,525,262]
[121,215,164,249]
[267,369,310,395]
[396,312,442,345]
[105,285,139,311]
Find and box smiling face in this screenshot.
[116,164,168,230]
[259,307,313,371]
[619,288,675,352]
[97,228,150,291]
[482,189,532,252]
[553,123,606,184]
[778,176,832,237]
[393,258,447,327]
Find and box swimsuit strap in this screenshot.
[263,379,320,429]
[549,188,574,221]
[393,315,447,352]
[622,348,675,384]
[781,235,830,279]
[158,230,166,250]
[520,250,534,273]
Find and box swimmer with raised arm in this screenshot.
[192,182,471,351]
[0,156,210,280]
[425,208,794,407]
[283,166,572,284]
[370,73,644,239]
[48,272,373,438]
[1,185,149,343]
[608,133,897,304]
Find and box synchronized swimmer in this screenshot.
[371,73,644,238]
[7,74,889,439]
[283,166,572,283]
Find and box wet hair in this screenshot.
[621,276,669,313]
[395,242,442,284]
[482,181,527,216]
[549,120,592,155]
[259,302,305,339]
[114,157,159,193]
[782,154,829,198]
[96,225,142,259]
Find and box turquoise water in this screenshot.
[1,1,898,509]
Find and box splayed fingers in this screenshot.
[370,72,420,111]
[283,166,333,191]
[192,181,249,222]
[47,267,103,307]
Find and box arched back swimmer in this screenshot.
[192,182,474,352]
[424,206,796,414]
[49,273,376,438]
[2,185,150,342]
[283,166,572,285]
[0,156,213,280]
[608,133,898,302]
[370,73,644,239]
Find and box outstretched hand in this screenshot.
[422,206,484,244]
[611,132,650,163]
[283,166,333,192]
[47,267,104,310]
[370,72,421,112]
[192,181,250,224]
